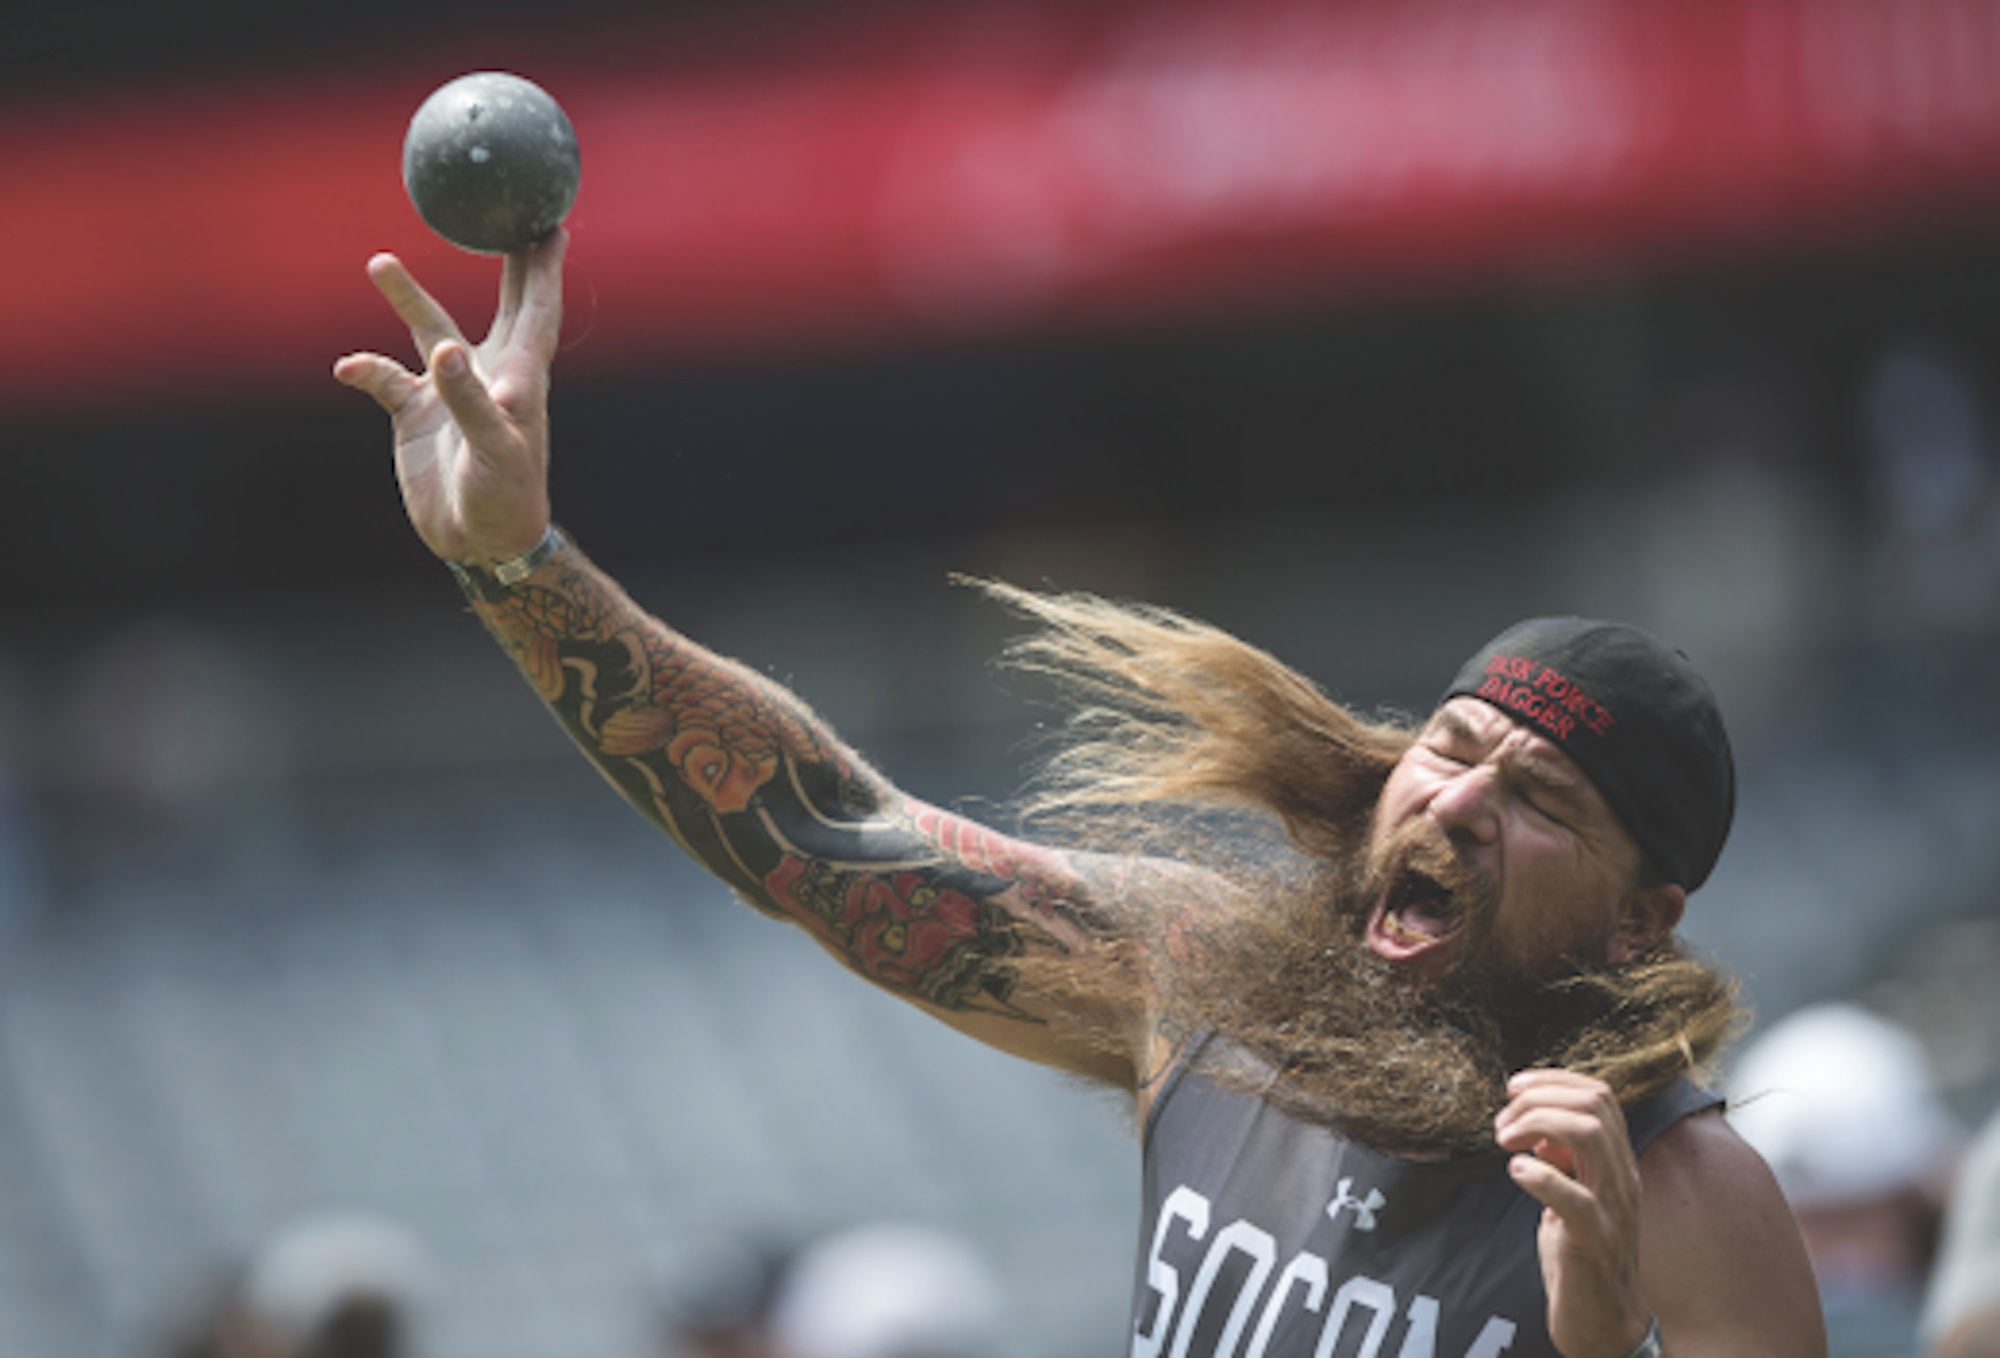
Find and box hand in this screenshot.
[332,231,567,566]
[1495,1069,1653,1358]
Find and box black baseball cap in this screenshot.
[1441,617,1735,891]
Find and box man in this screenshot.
[1729,1003,1957,1356]
[335,233,1824,1357]
[165,1213,429,1358]
[1926,1108,2000,1357]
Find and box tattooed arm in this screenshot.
[479,540,1146,1079]
[334,234,1155,1084]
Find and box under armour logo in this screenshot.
[1327,1177,1387,1232]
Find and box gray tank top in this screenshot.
[1131,1052,1720,1358]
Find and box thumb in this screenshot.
[428,339,513,456]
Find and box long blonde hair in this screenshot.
[975,580,1745,1137]
[972,578,1413,864]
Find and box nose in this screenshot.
[1424,764,1502,847]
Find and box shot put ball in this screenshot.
[402,71,580,255]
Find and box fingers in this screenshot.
[1499,1070,1630,1138]
[1503,1071,1653,1357]
[492,251,528,347]
[1496,1070,1641,1227]
[332,352,420,413]
[1502,1103,1629,1254]
[366,252,468,361]
[1507,1068,1615,1097]
[1509,1151,1596,1217]
[427,338,514,455]
[1496,1072,1635,1183]
[512,228,568,364]
[1496,1106,1615,1169]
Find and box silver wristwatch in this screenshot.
[447,525,565,602]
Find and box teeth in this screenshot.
[1384,912,1428,945]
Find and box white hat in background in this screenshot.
[770,1223,1005,1358]
[242,1211,435,1347]
[1727,1001,1958,1209]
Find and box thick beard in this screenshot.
[1158,820,1728,1156]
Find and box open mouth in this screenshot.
[1366,870,1467,963]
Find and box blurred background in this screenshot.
[4,0,2000,1355]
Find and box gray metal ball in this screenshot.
[402,72,581,255]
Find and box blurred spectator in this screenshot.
[1635,353,1838,718]
[242,1212,432,1358]
[662,1236,795,1358]
[1868,918,2000,1136]
[1730,1003,1962,1357]
[1925,1108,2000,1358]
[162,1280,288,1358]
[1861,338,2000,637]
[61,620,291,825]
[768,1223,1006,1358]
[165,1212,434,1358]
[1933,1314,2000,1358]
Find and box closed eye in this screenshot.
[1524,796,1571,829]
[1418,741,1473,768]
[1511,768,1588,830]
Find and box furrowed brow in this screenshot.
[1426,707,1485,746]
[1432,703,1601,820]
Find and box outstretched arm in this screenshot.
[465,536,1143,1080]
[334,235,1152,1085]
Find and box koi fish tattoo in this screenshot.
[468,546,1105,1022]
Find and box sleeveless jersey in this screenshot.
[1130,1055,1720,1358]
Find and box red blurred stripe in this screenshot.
[7,0,2000,413]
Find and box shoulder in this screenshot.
[1637,1107,1803,1257]
[1637,1102,1769,1196]
[1637,1109,1829,1356]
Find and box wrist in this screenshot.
[448,523,565,602]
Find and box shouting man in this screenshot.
[335,235,1825,1358]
